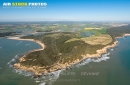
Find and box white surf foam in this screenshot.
[8,54,64,85]
[75,52,110,67]
[37,52,111,85]
[9,51,112,85]
[25,43,31,46]
[14,69,34,76]
[7,54,35,76]
[32,69,64,85]
[39,82,46,85]
[7,54,19,66]
[36,53,110,85]
[41,70,63,80]
[36,80,40,83]
[16,41,22,45]
[110,49,114,51]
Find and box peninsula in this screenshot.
[13,24,130,76]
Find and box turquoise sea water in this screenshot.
[0,36,130,85]
[53,36,130,85]
[0,38,41,85]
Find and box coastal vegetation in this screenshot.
[0,32,20,37]
[14,24,130,75]
[16,31,112,74]
[107,25,130,39]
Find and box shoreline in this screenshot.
[12,34,130,76]
[0,37,3,39]
[7,37,45,50]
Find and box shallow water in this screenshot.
[0,38,41,85]
[0,36,130,85]
[53,36,130,85]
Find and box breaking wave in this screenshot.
[14,69,34,76]
[7,54,20,68]
[39,82,46,85]
[110,49,113,51]
[7,54,64,85]
[7,53,26,68]
[8,49,113,85]
[25,43,31,46]
[16,41,22,45]
[75,52,110,68]
[36,70,63,85]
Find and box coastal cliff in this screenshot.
[12,25,130,76]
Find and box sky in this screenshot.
[0,0,130,22]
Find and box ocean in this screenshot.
[0,36,130,85]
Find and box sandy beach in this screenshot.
[12,34,130,76]
[8,37,45,50]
